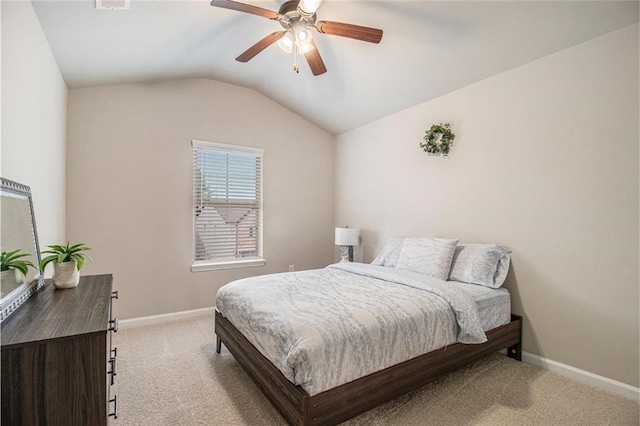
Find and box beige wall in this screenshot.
[67,79,334,320]
[1,0,68,250]
[335,24,639,387]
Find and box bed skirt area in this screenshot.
[215,309,522,426]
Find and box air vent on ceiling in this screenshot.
[96,0,129,10]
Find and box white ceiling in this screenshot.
[31,0,639,134]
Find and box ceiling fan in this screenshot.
[210,0,383,76]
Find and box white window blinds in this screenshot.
[192,140,264,268]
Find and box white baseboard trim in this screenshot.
[118,307,215,330]
[522,351,639,401]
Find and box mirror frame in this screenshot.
[0,178,44,323]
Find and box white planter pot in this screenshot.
[1,269,23,296]
[53,260,80,289]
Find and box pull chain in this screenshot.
[293,43,300,73]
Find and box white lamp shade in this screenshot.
[335,227,359,246]
[277,31,294,53]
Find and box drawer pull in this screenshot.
[108,395,118,419]
[111,290,119,300]
[111,346,117,359]
[109,318,118,332]
[108,356,118,385]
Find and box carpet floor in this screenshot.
[110,314,638,425]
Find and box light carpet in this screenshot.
[110,314,638,425]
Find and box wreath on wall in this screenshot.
[420,123,456,157]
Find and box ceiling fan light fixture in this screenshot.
[295,27,312,44]
[297,42,314,54]
[277,31,295,53]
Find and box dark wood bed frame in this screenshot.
[215,309,522,426]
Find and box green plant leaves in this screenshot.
[1,249,36,275]
[39,242,92,272]
[420,123,456,156]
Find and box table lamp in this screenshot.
[335,227,360,262]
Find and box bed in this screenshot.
[215,241,522,425]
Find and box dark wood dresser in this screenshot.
[1,274,119,425]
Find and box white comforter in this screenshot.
[216,263,492,396]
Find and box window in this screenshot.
[191,140,265,271]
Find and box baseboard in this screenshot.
[522,351,639,401]
[118,307,215,329]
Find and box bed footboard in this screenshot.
[215,310,522,426]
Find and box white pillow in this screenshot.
[371,237,404,267]
[448,244,511,288]
[395,237,459,280]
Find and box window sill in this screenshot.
[191,258,266,272]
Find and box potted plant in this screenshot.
[1,249,36,294]
[40,242,92,289]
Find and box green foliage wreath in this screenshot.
[420,123,455,156]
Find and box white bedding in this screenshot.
[216,263,511,396]
[445,280,511,331]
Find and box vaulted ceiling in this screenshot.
[32,0,639,134]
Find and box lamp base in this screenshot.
[339,245,353,262]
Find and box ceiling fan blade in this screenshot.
[236,31,285,63]
[304,39,327,76]
[210,0,281,20]
[316,21,383,44]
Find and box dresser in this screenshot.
[1,274,118,425]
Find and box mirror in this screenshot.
[0,178,44,322]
